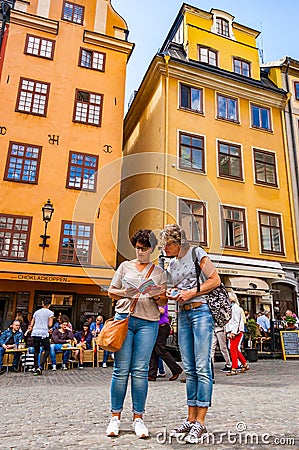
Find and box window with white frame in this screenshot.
[58,221,93,264]
[218,141,242,179]
[79,48,106,72]
[179,83,203,113]
[253,149,277,186]
[233,57,250,77]
[294,82,299,101]
[0,214,32,260]
[222,206,247,249]
[4,142,42,184]
[73,89,103,126]
[66,151,98,191]
[258,211,284,254]
[216,17,229,37]
[251,104,271,131]
[179,132,205,172]
[25,34,55,59]
[217,94,239,122]
[62,1,84,24]
[198,46,217,66]
[179,199,207,246]
[16,78,50,116]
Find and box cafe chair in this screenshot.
[97,346,114,367]
[45,351,70,370]
[82,338,96,367]
[2,353,14,370]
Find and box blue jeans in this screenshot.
[103,350,111,364]
[178,303,214,407]
[0,346,20,369]
[29,346,43,367]
[110,313,159,415]
[50,344,71,365]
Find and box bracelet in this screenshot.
[152,296,160,302]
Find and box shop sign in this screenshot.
[13,274,70,283]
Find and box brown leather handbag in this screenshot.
[98,264,155,352]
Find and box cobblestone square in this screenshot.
[0,360,298,449]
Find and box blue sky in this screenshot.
[112,0,299,110]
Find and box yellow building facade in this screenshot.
[0,0,133,328]
[121,5,298,318]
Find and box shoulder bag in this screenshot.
[192,247,232,327]
[98,264,155,352]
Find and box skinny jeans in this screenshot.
[178,303,214,408]
[110,314,158,415]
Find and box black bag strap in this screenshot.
[192,247,201,293]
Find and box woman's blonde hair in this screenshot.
[160,224,189,250]
[229,291,239,305]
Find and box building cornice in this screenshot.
[125,55,287,137]
[10,9,59,35]
[83,30,134,59]
[183,4,211,20]
[167,59,286,108]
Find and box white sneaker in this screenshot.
[102,362,107,368]
[62,364,67,370]
[106,416,120,437]
[51,365,56,371]
[133,418,149,438]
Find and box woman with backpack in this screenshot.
[161,224,220,444]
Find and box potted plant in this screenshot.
[284,314,297,330]
[244,318,259,362]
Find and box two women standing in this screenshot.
[106,225,220,442]
[106,229,166,438]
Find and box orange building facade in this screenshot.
[0,0,133,329]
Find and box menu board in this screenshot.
[280,331,299,360]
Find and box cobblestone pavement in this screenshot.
[0,360,298,450]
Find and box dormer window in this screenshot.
[211,9,235,40]
[216,17,229,37]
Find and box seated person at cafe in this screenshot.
[90,315,112,368]
[257,311,271,335]
[52,314,73,332]
[73,322,93,369]
[0,320,23,375]
[90,315,103,336]
[50,320,74,371]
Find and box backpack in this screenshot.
[192,247,232,327]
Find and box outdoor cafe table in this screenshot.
[5,347,28,374]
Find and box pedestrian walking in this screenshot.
[106,229,167,439]
[148,303,182,381]
[161,224,220,444]
[212,322,231,372]
[30,298,54,376]
[225,292,249,376]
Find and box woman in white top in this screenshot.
[106,229,167,439]
[225,292,249,376]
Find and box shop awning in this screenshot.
[225,276,270,296]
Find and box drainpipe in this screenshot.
[163,55,170,228]
[281,100,299,263]
[284,57,299,202]
[283,57,299,310]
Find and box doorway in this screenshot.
[0,292,14,331]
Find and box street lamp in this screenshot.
[39,199,54,249]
